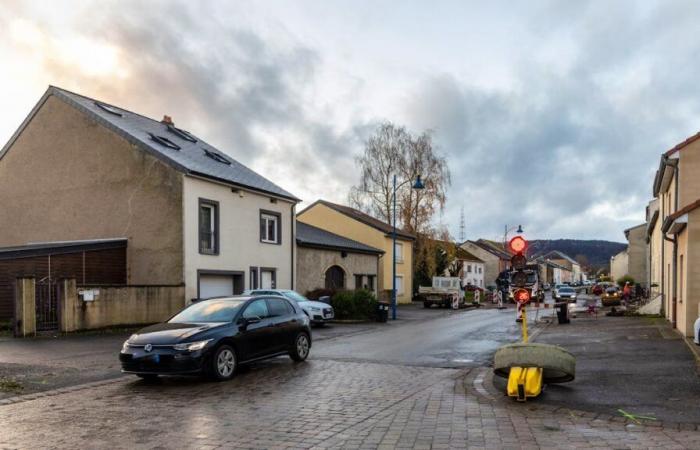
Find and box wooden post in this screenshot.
[14,277,36,337]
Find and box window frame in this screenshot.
[260,210,282,245]
[395,275,404,295]
[395,242,404,263]
[198,198,220,255]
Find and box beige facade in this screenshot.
[610,250,629,282]
[0,95,184,285]
[649,133,700,336]
[460,241,503,287]
[297,202,414,303]
[625,223,647,285]
[296,247,379,296]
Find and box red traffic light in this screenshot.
[513,288,530,304]
[508,236,528,254]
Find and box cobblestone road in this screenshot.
[2,358,700,449]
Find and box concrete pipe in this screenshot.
[494,343,575,384]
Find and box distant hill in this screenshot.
[528,239,627,270]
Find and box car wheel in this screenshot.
[136,373,159,382]
[208,344,237,381]
[290,332,310,362]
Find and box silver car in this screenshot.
[244,289,334,326]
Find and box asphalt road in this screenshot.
[313,305,551,368]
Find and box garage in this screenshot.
[197,271,244,299]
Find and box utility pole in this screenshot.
[459,206,466,242]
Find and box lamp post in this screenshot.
[392,174,425,320]
[503,224,524,246]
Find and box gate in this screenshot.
[35,279,60,332]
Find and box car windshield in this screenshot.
[559,287,574,293]
[169,299,246,323]
[281,290,310,304]
[606,288,618,294]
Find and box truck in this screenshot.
[418,277,465,309]
[506,264,544,303]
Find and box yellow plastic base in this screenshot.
[507,367,543,401]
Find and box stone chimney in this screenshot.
[161,115,174,125]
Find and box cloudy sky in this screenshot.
[2,1,700,242]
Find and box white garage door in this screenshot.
[199,274,233,299]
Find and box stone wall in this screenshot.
[296,247,379,297]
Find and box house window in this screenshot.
[395,242,404,262]
[354,274,364,289]
[199,199,219,254]
[395,275,404,295]
[467,264,472,273]
[260,210,281,244]
[367,275,375,291]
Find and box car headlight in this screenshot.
[174,339,212,352]
[309,306,322,312]
[121,334,138,352]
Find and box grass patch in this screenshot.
[0,377,24,394]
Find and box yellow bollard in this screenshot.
[507,366,543,401]
[522,308,528,343]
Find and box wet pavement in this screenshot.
[2,301,700,448]
[522,301,700,424]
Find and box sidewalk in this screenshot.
[503,314,700,425]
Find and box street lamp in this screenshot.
[503,224,524,246]
[392,174,425,320]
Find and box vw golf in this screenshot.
[119,295,312,381]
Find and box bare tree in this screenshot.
[349,122,450,233]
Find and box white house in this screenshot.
[456,247,485,288]
[0,86,299,307]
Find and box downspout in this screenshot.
[660,194,665,317]
[663,232,677,328]
[291,203,295,290]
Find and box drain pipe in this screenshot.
[663,233,677,328]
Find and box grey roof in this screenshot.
[0,238,127,260]
[1,86,298,201]
[296,222,384,255]
[542,250,579,265]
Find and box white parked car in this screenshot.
[244,289,334,326]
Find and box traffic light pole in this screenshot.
[391,174,397,321]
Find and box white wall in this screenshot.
[461,261,485,288]
[183,176,295,302]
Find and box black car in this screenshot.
[119,295,312,381]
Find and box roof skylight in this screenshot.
[148,133,181,150]
[94,101,123,117]
[166,124,197,143]
[203,148,231,165]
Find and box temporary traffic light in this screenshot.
[513,288,530,304]
[508,236,528,254]
[509,235,530,304]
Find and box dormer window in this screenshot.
[203,148,231,165]
[166,124,197,143]
[94,101,123,117]
[148,133,181,150]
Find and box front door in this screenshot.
[260,270,275,289]
[35,279,60,332]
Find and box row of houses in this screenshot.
[0,85,590,335]
[618,129,700,338]
[0,86,420,334]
